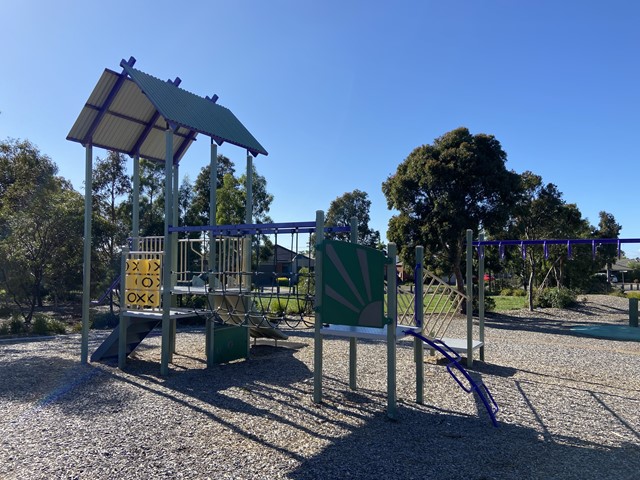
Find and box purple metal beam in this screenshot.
[83,104,192,141]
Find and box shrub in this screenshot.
[512,289,527,297]
[296,268,315,295]
[0,322,9,335]
[9,316,24,334]
[536,287,577,309]
[48,319,67,334]
[500,288,513,296]
[32,315,50,335]
[276,277,290,287]
[268,299,288,316]
[627,292,640,299]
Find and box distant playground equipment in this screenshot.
[470,235,640,339]
[69,57,499,425]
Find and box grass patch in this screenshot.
[492,295,527,311]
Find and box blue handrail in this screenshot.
[404,330,499,427]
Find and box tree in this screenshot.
[325,189,381,248]
[187,157,273,226]
[186,155,236,226]
[139,158,165,236]
[595,211,621,284]
[92,151,131,276]
[382,127,521,293]
[0,139,83,323]
[504,171,592,309]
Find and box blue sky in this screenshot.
[1,1,639,255]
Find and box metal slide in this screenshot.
[91,275,121,306]
[404,330,500,427]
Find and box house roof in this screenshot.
[67,57,267,163]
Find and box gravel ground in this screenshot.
[1,295,639,479]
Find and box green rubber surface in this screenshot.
[571,325,640,341]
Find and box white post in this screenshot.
[81,143,93,364]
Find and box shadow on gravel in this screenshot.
[484,312,629,339]
[287,406,640,479]
[0,355,80,402]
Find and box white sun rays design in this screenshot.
[324,243,384,327]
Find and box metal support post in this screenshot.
[466,229,474,368]
[118,248,128,369]
[207,140,218,367]
[160,128,174,376]
[313,211,325,404]
[387,243,398,419]
[349,216,358,390]
[131,154,140,247]
[478,233,485,361]
[81,143,93,364]
[415,245,424,404]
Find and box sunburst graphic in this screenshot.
[321,241,385,328]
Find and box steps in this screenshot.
[90,317,160,362]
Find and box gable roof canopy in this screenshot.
[67,57,268,163]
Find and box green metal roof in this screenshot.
[67,57,268,162]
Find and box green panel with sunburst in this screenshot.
[320,240,386,328]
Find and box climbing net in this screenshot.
[169,221,349,331]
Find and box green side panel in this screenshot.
[214,324,249,364]
[321,240,385,328]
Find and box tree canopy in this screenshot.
[325,189,381,248]
[0,139,83,322]
[382,127,521,290]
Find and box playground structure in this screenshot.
[68,57,498,424]
[470,234,640,338]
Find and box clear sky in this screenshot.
[1,1,639,255]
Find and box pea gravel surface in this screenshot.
[1,295,639,479]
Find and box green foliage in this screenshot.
[535,287,577,309]
[32,314,50,335]
[627,292,640,299]
[0,139,84,322]
[277,277,290,286]
[9,315,24,334]
[325,189,381,248]
[0,322,9,335]
[296,267,315,295]
[383,127,521,291]
[31,315,66,335]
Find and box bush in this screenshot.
[9,316,24,334]
[32,315,67,335]
[0,322,9,335]
[48,319,67,334]
[500,288,513,296]
[32,315,50,335]
[296,268,315,295]
[627,292,640,299]
[512,289,527,297]
[536,287,577,309]
[276,277,290,287]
